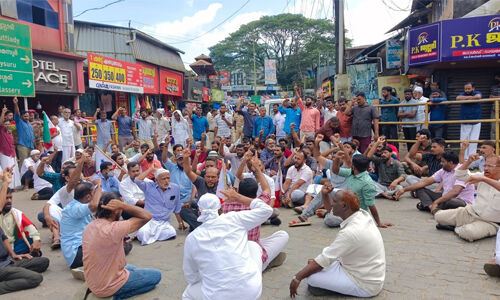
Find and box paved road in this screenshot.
[3,188,500,299]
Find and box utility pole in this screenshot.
[253,39,257,97]
[334,0,345,75]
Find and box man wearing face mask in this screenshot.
[296,85,320,140]
[367,137,406,200]
[133,108,155,149]
[93,162,120,193]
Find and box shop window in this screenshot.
[16,0,59,29]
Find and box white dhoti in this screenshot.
[307,260,372,297]
[182,241,263,300]
[0,153,21,188]
[136,219,176,245]
[62,145,75,165]
[261,230,289,270]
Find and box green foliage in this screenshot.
[208,13,351,88]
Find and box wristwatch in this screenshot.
[292,275,301,283]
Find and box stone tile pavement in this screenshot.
[3,189,500,299]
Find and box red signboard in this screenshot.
[159,69,183,97]
[202,87,210,102]
[219,71,230,85]
[137,61,159,94]
[88,53,143,93]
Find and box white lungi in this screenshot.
[182,241,263,300]
[261,230,289,270]
[460,123,481,158]
[137,219,176,245]
[49,204,63,222]
[0,153,21,188]
[62,145,75,165]
[307,260,371,297]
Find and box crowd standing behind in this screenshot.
[1,74,500,298]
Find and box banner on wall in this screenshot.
[347,63,379,100]
[377,75,410,99]
[202,87,210,102]
[264,59,277,85]
[386,38,403,69]
[408,22,440,66]
[159,69,183,97]
[211,89,223,102]
[137,61,159,94]
[219,71,230,85]
[321,80,332,97]
[87,53,143,93]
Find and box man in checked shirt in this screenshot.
[221,157,289,270]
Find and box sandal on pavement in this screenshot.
[293,206,305,214]
[51,239,61,250]
[416,202,430,212]
[288,215,311,227]
[31,193,39,200]
[267,252,287,269]
[484,263,500,277]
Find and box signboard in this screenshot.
[321,80,332,96]
[137,61,158,94]
[202,87,210,102]
[211,89,223,102]
[408,22,440,66]
[347,63,378,100]
[219,71,230,85]
[88,53,143,93]
[377,75,410,99]
[32,53,79,94]
[386,38,403,69]
[159,69,183,97]
[251,95,261,105]
[0,18,35,97]
[265,59,277,84]
[441,15,500,62]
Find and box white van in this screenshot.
[263,99,286,116]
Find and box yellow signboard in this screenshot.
[377,75,410,99]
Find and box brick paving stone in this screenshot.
[2,189,500,299]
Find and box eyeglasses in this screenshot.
[484,164,500,168]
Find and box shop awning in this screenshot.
[386,7,432,33]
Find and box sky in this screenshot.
[73,0,413,68]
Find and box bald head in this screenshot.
[331,190,360,220]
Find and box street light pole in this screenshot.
[334,0,345,75]
[253,40,257,96]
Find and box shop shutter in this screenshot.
[441,68,496,143]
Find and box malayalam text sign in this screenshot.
[0,18,34,97]
[137,61,159,94]
[441,15,500,62]
[264,59,277,85]
[88,53,143,93]
[159,69,183,97]
[408,22,440,66]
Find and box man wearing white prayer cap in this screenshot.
[413,86,429,131]
[133,165,185,245]
[20,149,41,189]
[182,189,273,300]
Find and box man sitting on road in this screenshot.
[395,150,475,213]
[92,162,120,193]
[119,162,146,219]
[459,140,496,172]
[289,190,385,298]
[134,166,184,245]
[181,148,219,232]
[182,191,273,300]
[405,136,446,192]
[82,192,161,299]
[20,150,40,190]
[367,137,406,200]
[282,150,313,208]
[434,154,500,242]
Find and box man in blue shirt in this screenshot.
[111,107,135,151]
[13,97,35,165]
[429,89,447,138]
[134,166,184,245]
[162,140,193,204]
[379,86,400,149]
[189,107,209,142]
[92,162,120,193]
[60,182,100,269]
[278,97,301,148]
[457,82,482,158]
[253,107,274,139]
[236,100,258,140]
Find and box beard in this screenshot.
[2,205,11,213]
[305,102,312,107]
[146,157,154,162]
[177,164,184,170]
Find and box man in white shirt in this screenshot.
[434,154,500,242]
[133,108,154,149]
[119,162,146,219]
[272,104,286,142]
[289,190,385,297]
[214,104,233,139]
[282,150,313,207]
[320,97,337,122]
[413,86,428,131]
[32,156,54,200]
[182,191,273,300]
[20,150,40,189]
[59,108,81,166]
[153,108,171,142]
[49,115,64,172]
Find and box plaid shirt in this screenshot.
[222,192,270,263]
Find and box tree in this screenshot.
[208,13,351,89]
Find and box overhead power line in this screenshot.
[168,0,251,44]
[74,0,125,18]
